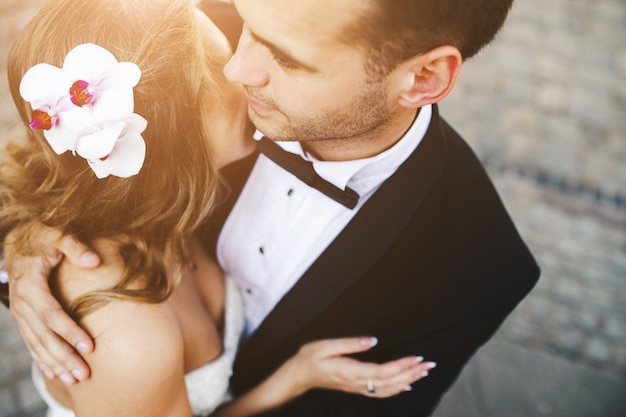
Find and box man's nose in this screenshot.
[223,32,270,88]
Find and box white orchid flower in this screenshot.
[82,114,148,179]
[19,63,89,154]
[62,43,141,122]
[19,43,147,179]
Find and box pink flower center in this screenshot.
[69,80,94,107]
[29,109,54,130]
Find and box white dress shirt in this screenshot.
[218,105,432,336]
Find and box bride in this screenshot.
[0,0,433,416]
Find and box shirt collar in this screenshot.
[253,104,432,190]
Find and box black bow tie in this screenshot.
[256,136,359,209]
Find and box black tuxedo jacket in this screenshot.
[203,104,540,417]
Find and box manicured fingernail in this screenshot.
[426,362,437,369]
[76,342,90,353]
[80,251,99,266]
[421,371,429,378]
[60,373,75,386]
[43,369,55,380]
[71,369,85,381]
[361,336,378,348]
[415,356,424,363]
[404,385,413,392]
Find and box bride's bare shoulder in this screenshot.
[64,288,190,416]
[83,295,183,364]
[50,239,184,362]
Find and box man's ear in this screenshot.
[396,46,462,109]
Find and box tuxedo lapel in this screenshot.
[237,105,449,358]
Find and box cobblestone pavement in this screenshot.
[440,0,626,380]
[1,0,625,416]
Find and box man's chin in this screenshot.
[248,111,285,139]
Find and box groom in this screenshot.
[3,0,539,415]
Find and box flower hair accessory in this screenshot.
[19,43,147,179]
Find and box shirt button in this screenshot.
[259,246,265,254]
[287,188,294,196]
[246,288,253,295]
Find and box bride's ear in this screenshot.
[395,46,462,109]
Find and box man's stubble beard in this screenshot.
[245,80,392,146]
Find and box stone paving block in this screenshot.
[24,409,46,417]
[0,355,14,386]
[14,376,45,416]
[0,387,17,417]
[586,337,611,365]
[535,83,572,115]
[435,339,626,417]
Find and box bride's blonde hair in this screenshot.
[0,0,228,317]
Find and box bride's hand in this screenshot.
[212,336,437,417]
[283,336,436,398]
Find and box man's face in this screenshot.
[225,0,395,144]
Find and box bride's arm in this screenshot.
[212,337,435,417]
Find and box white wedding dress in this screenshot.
[32,276,245,417]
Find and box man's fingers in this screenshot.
[16,299,91,384]
[6,223,100,270]
[5,223,61,256]
[34,288,94,357]
[4,222,95,385]
[40,249,63,271]
[16,303,72,380]
[10,266,93,382]
[39,299,94,354]
[56,235,100,269]
[11,249,95,355]
[15,310,53,372]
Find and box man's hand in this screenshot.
[5,224,100,385]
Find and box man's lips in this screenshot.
[247,97,275,113]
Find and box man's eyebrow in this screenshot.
[248,30,318,73]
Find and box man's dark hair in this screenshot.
[344,0,514,77]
